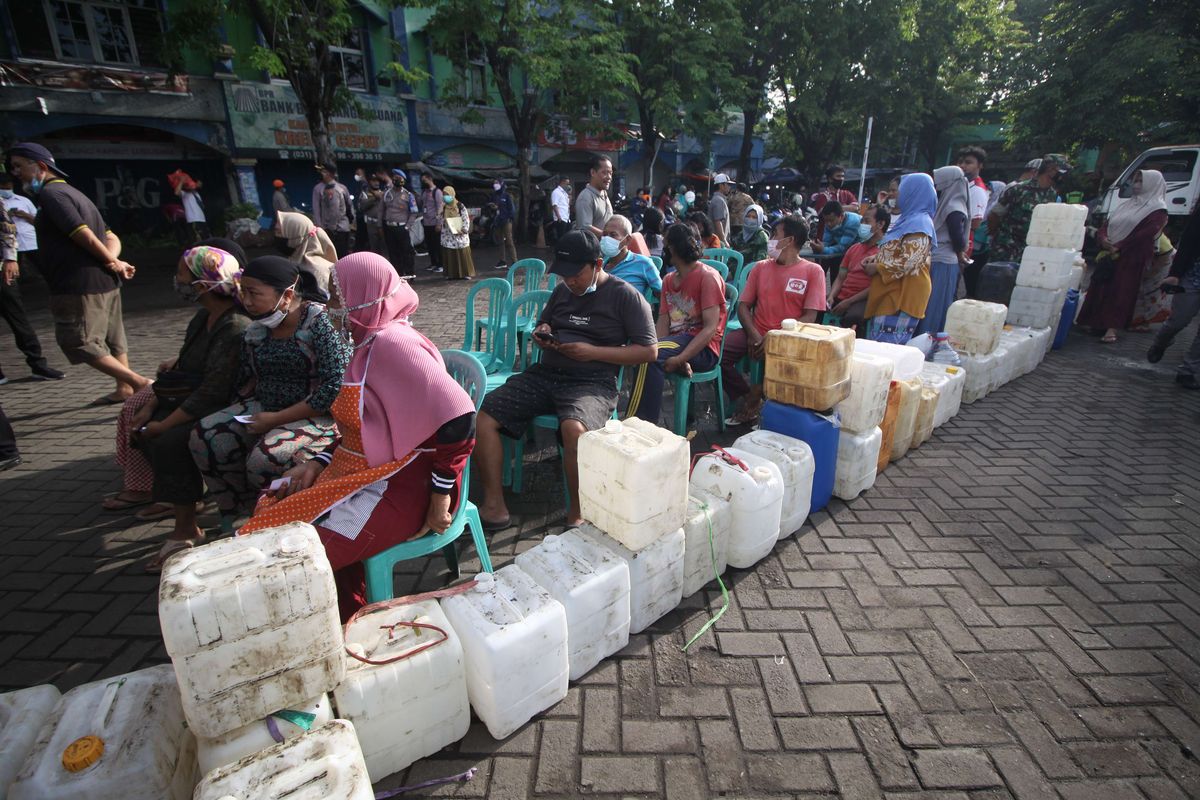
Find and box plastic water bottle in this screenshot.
[928,333,962,366]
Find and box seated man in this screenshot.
[721,214,827,425]
[600,214,662,296]
[809,201,863,258]
[627,223,726,427]
[477,230,657,528]
[827,204,890,333]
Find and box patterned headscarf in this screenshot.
[180,246,240,296]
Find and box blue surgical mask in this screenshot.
[0,189,13,199]
[443,195,454,205]
[859,223,872,240]
[26,177,43,195]
[599,235,621,259]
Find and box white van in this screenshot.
[1096,145,1199,222]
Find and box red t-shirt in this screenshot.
[662,263,727,356]
[837,242,878,301]
[741,258,827,336]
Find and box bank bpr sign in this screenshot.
[223,82,409,160]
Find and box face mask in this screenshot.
[599,236,622,259]
[324,180,335,188]
[886,197,898,210]
[767,239,783,260]
[493,182,502,191]
[831,178,844,188]
[0,189,12,199]
[26,177,44,194]
[251,283,296,329]
[273,236,293,256]
[685,191,696,203]
[354,174,364,182]
[859,223,873,240]
[174,277,199,302]
[443,195,454,205]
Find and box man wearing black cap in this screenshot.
[475,230,657,529]
[7,142,148,404]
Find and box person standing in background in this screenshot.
[419,173,443,273]
[379,169,416,277]
[917,166,971,336]
[708,174,733,245]
[491,180,518,270]
[352,168,369,252]
[0,204,22,468]
[312,165,353,256]
[271,179,293,214]
[176,178,209,243]
[0,171,64,383]
[810,164,858,241]
[727,183,753,242]
[575,155,614,236]
[357,175,385,257]
[550,176,572,243]
[439,186,475,281]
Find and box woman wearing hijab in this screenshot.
[440,185,475,280]
[275,210,336,299]
[1078,169,1169,343]
[241,253,477,619]
[917,166,971,335]
[736,203,769,265]
[490,179,518,269]
[863,173,936,344]
[190,256,351,531]
[104,244,249,569]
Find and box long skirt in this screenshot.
[1130,254,1174,329]
[1078,253,1149,331]
[443,245,476,280]
[915,260,959,336]
[867,312,921,344]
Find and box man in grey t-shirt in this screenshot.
[708,173,732,245]
[574,155,614,236]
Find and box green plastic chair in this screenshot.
[703,248,744,282]
[363,350,494,603]
[667,283,737,436]
[483,289,551,395]
[650,255,663,273]
[699,258,729,280]
[506,258,546,293]
[545,272,560,291]
[726,260,759,334]
[462,278,512,374]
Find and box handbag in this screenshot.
[408,219,425,247]
[152,369,203,413]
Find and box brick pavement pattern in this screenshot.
[2,249,1200,798]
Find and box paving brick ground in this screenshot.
[2,243,1200,798]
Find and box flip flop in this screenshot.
[101,492,153,511]
[88,394,126,406]
[481,516,512,533]
[134,503,175,521]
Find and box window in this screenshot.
[332,28,368,93]
[465,37,488,104]
[40,0,140,65]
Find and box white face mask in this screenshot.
[767,238,785,260]
[251,283,297,329]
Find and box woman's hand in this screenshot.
[275,459,325,497]
[247,411,278,435]
[130,399,157,429]
[425,493,453,533]
[141,420,169,440]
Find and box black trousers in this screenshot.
[0,274,49,377]
[423,224,442,268]
[328,229,351,259]
[354,212,369,252]
[383,224,415,276]
[551,220,571,243]
[0,402,16,459]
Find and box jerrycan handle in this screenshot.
[341,579,480,666]
[91,677,125,734]
[186,546,267,580]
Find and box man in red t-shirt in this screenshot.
[826,204,890,333]
[721,215,826,426]
[810,164,858,241]
[628,223,726,425]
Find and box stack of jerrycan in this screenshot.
[0,685,59,796]
[1010,203,1087,332]
[945,299,1008,404]
[761,320,855,513]
[851,339,925,467]
[573,418,688,633]
[832,351,893,500]
[690,446,784,569]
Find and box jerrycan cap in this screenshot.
[604,419,623,434]
[751,466,772,482]
[472,572,495,590]
[780,318,798,331]
[62,735,104,772]
[542,534,562,551]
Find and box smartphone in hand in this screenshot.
[534,330,560,345]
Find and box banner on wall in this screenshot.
[222,82,410,161]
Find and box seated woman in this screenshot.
[239,253,477,619]
[735,203,769,266]
[275,210,336,299]
[686,210,722,250]
[863,173,936,344]
[106,244,249,569]
[190,256,351,531]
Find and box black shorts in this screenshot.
[482,363,619,438]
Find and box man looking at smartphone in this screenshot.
[475,230,657,528]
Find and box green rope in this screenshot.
[681,502,730,652]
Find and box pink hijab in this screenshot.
[332,253,475,467]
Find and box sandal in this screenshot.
[481,516,512,533]
[1101,333,1118,344]
[102,492,152,511]
[145,534,205,573]
[134,503,175,521]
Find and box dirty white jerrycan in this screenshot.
[576,418,690,550]
[835,351,894,433]
[889,378,924,460]
[575,523,685,635]
[9,665,196,800]
[689,447,784,569]
[0,685,60,799]
[334,598,471,782]
[850,338,925,380]
[732,430,815,538]
[833,426,882,500]
[919,363,965,427]
[194,719,373,800]
[910,388,939,448]
[957,350,995,404]
[196,694,334,777]
[945,299,1007,356]
[516,531,631,681]
[681,489,733,598]
[158,522,344,740]
[439,566,569,739]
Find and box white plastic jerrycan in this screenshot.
[196,694,334,777]
[957,350,995,404]
[516,531,631,680]
[681,489,733,598]
[10,665,196,800]
[850,338,926,380]
[577,418,690,550]
[945,299,1007,356]
[158,522,344,740]
[833,426,882,501]
[0,684,60,799]
[689,447,784,569]
[194,719,372,800]
[835,352,894,434]
[889,378,924,460]
[334,599,470,782]
[575,523,685,635]
[732,430,815,538]
[439,566,569,740]
[919,363,965,428]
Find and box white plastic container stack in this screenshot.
[690,448,784,569]
[850,338,925,380]
[10,665,196,800]
[194,720,372,800]
[945,299,1008,356]
[516,532,631,680]
[197,694,333,776]
[889,378,924,459]
[158,522,344,740]
[1026,203,1088,250]
[731,430,815,538]
[957,351,995,404]
[0,685,60,798]
[440,566,569,740]
[680,489,733,598]
[575,524,684,635]
[999,327,1039,377]
[835,352,894,433]
[1007,286,1067,329]
[335,599,470,782]
[1069,257,1085,291]
[576,418,689,550]
[919,363,966,427]
[911,388,938,447]
[833,427,882,500]
[1016,247,1076,290]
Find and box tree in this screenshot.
[727,4,780,182]
[418,0,634,240]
